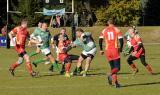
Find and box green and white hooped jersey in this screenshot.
[73,32,96,52]
[30,27,51,50]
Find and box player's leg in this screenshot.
[140,55,153,74]
[73,54,85,75]
[112,58,121,88]
[29,46,40,57]
[23,52,37,77]
[9,56,24,76]
[81,54,94,77]
[63,57,72,77]
[41,48,59,72]
[60,55,79,75]
[127,55,139,75]
[47,53,59,72]
[32,57,48,67]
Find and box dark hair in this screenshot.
[107,18,114,24]
[39,19,44,23]
[21,19,28,24]
[76,28,84,33]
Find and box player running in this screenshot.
[57,34,79,77]
[99,19,123,88]
[127,28,153,75]
[8,19,37,77]
[29,20,43,57]
[28,20,50,66]
[69,28,97,77]
[29,22,59,72]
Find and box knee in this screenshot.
[17,57,24,64]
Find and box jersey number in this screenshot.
[107,32,114,40]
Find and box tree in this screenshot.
[96,0,141,26]
[10,0,44,26]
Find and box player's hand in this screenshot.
[100,51,104,55]
[132,51,137,56]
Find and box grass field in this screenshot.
[0,26,160,95]
[1,45,160,95]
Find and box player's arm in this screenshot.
[8,27,17,45]
[135,35,143,52]
[50,37,55,48]
[99,32,104,55]
[117,28,124,52]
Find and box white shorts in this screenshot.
[41,48,51,56]
[82,47,97,56]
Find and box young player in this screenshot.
[29,22,59,72]
[99,19,123,88]
[127,28,153,75]
[8,19,37,77]
[70,28,97,77]
[57,34,79,77]
[51,28,69,74]
[28,20,50,66]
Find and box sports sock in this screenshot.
[28,51,38,57]
[11,62,19,70]
[52,61,59,71]
[33,59,46,65]
[145,64,153,74]
[111,68,118,75]
[65,63,71,73]
[112,74,118,85]
[26,62,33,74]
[130,63,137,70]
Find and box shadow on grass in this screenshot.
[122,81,160,87]
[87,73,106,76]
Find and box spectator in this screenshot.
[56,15,61,28]
[1,25,7,37]
[74,12,79,27]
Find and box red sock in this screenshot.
[111,68,118,75]
[26,62,33,74]
[65,63,71,73]
[130,63,137,70]
[112,74,118,85]
[11,62,19,70]
[145,64,153,74]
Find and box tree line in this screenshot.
[0,0,160,27]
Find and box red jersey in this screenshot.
[130,35,144,51]
[12,26,29,46]
[57,40,71,62]
[130,34,145,58]
[99,26,122,50]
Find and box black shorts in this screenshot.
[18,51,27,57]
[64,55,79,63]
[109,58,120,70]
[81,53,94,60]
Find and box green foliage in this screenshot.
[96,0,141,26]
[11,0,44,27]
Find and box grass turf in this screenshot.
[0,26,160,95]
[0,44,160,95]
